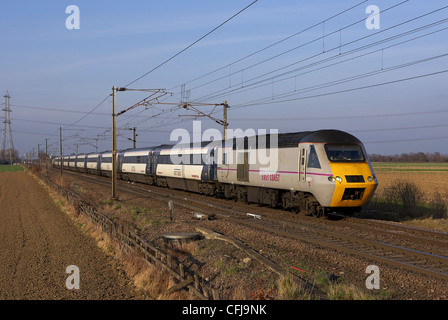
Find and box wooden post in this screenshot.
[168,200,174,222]
[179,263,185,278]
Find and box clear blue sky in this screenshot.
[1,0,447,157]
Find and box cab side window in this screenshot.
[308,145,321,169]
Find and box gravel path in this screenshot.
[0,172,136,300]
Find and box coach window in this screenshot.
[308,145,321,169]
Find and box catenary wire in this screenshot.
[123,0,259,88]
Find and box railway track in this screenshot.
[56,169,448,283]
[346,217,448,248]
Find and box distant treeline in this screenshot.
[369,152,448,162]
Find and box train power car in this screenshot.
[215,130,377,216]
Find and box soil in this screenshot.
[0,171,137,300]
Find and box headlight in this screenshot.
[335,176,343,183]
[367,176,373,182]
[328,176,334,182]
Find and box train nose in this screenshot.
[329,164,377,207]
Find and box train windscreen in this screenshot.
[324,144,365,162]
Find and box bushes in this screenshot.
[364,179,447,220]
[30,165,42,174]
[429,192,447,219]
[388,179,423,217]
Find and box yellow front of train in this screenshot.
[325,143,378,209]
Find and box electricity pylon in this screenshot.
[1,91,15,164]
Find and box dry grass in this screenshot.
[327,283,374,300]
[246,279,277,300]
[276,275,311,300]
[230,285,250,300]
[87,221,195,299]
[405,217,448,233]
[79,208,196,299]
[53,174,70,189]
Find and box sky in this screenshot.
[1,0,448,158]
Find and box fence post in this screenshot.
[168,200,174,221]
[179,263,185,279]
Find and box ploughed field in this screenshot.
[0,171,137,299]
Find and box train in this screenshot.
[52,129,378,217]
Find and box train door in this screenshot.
[146,152,152,175]
[213,147,218,180]
[117,153,123,172]
[299,144,307,182]
[221,144,229,178]
[152,151,159,175]
[208,149,217,180]
[237,151,249,182]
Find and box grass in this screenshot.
[312,270,390,300]
[372,162,448,172]
[0,165,24,172]
[214,257,241,275]
[276,275,312,300]
[99,199,169,231]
